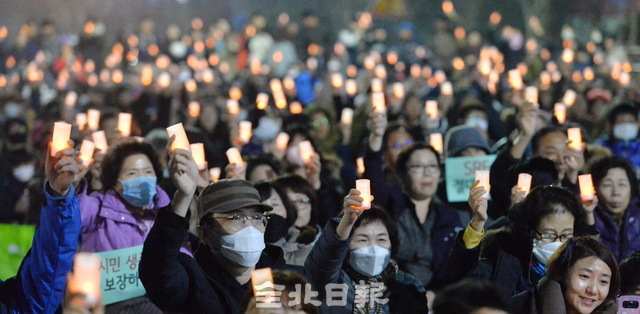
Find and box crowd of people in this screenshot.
[1,5,640,314]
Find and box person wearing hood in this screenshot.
[595,103,640,173]
[139,139,298,313]
[304,190,428,313]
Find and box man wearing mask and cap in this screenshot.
[139,143,295,313]
[595,103,640,174]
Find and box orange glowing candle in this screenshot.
[275,132,290,151]
[356,157,365,174]
[227,99,240,115]
[430,133,443,153]
[226,147,245,166]
[393,82,405,98]
[188,101,200,117]
[371,92,386,113]
[51,122,72,156]
[209,167,221,182]
[331,73,344,88]
[229,86,242,100]
[517,173,532,195]
[92,130,108,153]
[87,109,100,131]
[190,143,206,170]
[578,174,595,201]
[67,253,101,307]
[508,70,523,89]
[371,78,383,93]
[65,91,78,107]
[440,81,453,95]
[256,93,269,110]
[525,86,538,105]
[76,113,87,130]
[79,140,95,167]
[345,79,357,95]
[117,113,132,137]
[289,102,303,114]
[374,64,387,79]
[239,121,252,144]
[554,103,566,124]
[166,123,190,151]
[567,127,582,151]
[341,108,354,125]
[355,179,371,210]
[425,100,439,118]
[562,89,577,107]
[475,170,491,198]
[299,140,314,164]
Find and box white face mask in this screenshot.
[532,239,563,266]
[348,245,391,277]
[613,123,638,141]
[465,116,488,131]
[218,226,265,267]
[13,164,35,183]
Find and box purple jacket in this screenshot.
[594,198,640,262]
[78,181,192,255]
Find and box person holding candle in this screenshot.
[589,156,640,261]
[0,141,82,313]
[303,190,429,313]
[445,185,598,296]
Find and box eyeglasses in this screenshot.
[391,139,413,149]
[407,164,440,174]
[534,230,573,243]
[311,118,330,128]
[212,213,269,229]
[291,198,311,206]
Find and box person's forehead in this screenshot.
[388,130,412,142]
[224,206,263,215]
[539,132,567,146]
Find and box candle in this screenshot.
[562,48,574,63]
[87,109,100,131]
[356,157,365,174]
[355,179,371,210]
[229,86,242,100]
[188,101,200,117]
[371,78,383,93]
[340,108,354,125]
[298,140,314,164]
[76,113,87,130]
[185,79,197,93]
[477,59,491,75]
[392,82,405,98]
[65,91,78,107]
[429,133,443,153]
[51,122,72,156]
[331,73,344,88]
[345,79,357,95]
[275,132,290,151]
[190,143,206,170]
[256,93,269,110]
[554,103,566,124]
[508,70,523,90]
[239,121,252,144]
[374,64,387,79]
[92,130,108,153]
[475,170,490,198]
[274,94,287,110]
[270,79,283,93]
[67,253,101,307]
[226,147,245,166]
[567,127,582,151]
[209,167,221,182]
[79,140,95,167]
[251,267,275,303]
[425,100,439,118]
[166,123,190,151]
[562,89,577,107]
[578,174,595,201]
[525,86,538,105]
[289,101,303,114]
[227,99,240,115]
[517,173,533,195]
[371,92,386,113]
[620,71,631,86]
[117,113,132,137]
[440,81,453,95]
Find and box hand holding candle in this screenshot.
[554,103,566,124]
[92,131,108,153]
[298,140,314,165]
[340,108,354,125]
[117,113,132,137]
[425,100,438,118]
[430,133,443,154]
[209,167,221,182]
[567,127,582,151]
[190,143,206,170]
[226,147,245,166]
[87,109,100,131]
[578,174,595,202]
[79,140,95,168]
[67,252,101,307]
[371,92,386,113]
[517,173,532,195]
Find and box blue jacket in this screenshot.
[594,198,640,262]
[0,183,81,314]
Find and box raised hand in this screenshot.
[224,162,246,180]
[368,108,387,152]
[304,153,322,190]
[510,185,527,206]
[516,102,538,138]
[336,189,366,240]
[46,140,81,197]
[167,135,199,198]
[468,180,488,233]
